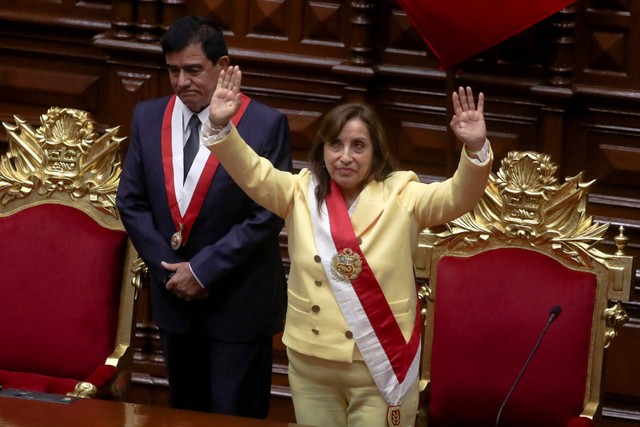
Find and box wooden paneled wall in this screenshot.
[1,0,639,425]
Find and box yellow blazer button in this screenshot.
[314,255,321,262]
[312,305,320,313]
[314,280,322,287]
[345,331,353,339]
[312,328,319,335]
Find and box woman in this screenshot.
[202,66,492,427]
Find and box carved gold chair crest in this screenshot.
[0,107,146,399]
[415,151,633,427]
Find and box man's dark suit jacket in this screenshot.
[116,95,291,342]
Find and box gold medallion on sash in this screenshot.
[387,405,401,427]
[171,223,184,250]
[331,248,362,281]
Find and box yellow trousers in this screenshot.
[287,348,419,427]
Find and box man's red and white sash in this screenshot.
[308,178,421,406]
[162,94,250,247]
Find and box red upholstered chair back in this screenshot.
[0,107,146,398]
[429,248,595,427]
[0,204,127,380]
[414,151,634,427]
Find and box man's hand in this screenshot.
[161,261,209,301]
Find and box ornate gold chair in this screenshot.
[0,108,146,399]
[415,151,634,427]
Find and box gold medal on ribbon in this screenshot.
[387,405,401,427]
[331,248,362,281]
[171,223,184,250]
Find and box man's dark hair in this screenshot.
[161,16,228,62]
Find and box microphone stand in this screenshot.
[495,306,561,427]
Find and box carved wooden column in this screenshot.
[135,0,161,42]
[531,3,579,173]
[130,287,169,405]
[332,0,377,103]
[111,0,136,40]
[546,2,577,87]
[160,0,188,32]
[348,0,376,66]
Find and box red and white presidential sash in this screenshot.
[161,94,250,248]
[308,178,422,409]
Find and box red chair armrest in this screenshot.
[568,416,595,427]
[84,365,118,390]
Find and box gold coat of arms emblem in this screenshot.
[331,248,363,281]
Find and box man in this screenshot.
[116,16,291,418]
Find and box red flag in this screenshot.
[396,0,575,69]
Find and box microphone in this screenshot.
[495,305,561,427]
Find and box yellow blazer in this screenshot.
[208,126,492,363]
